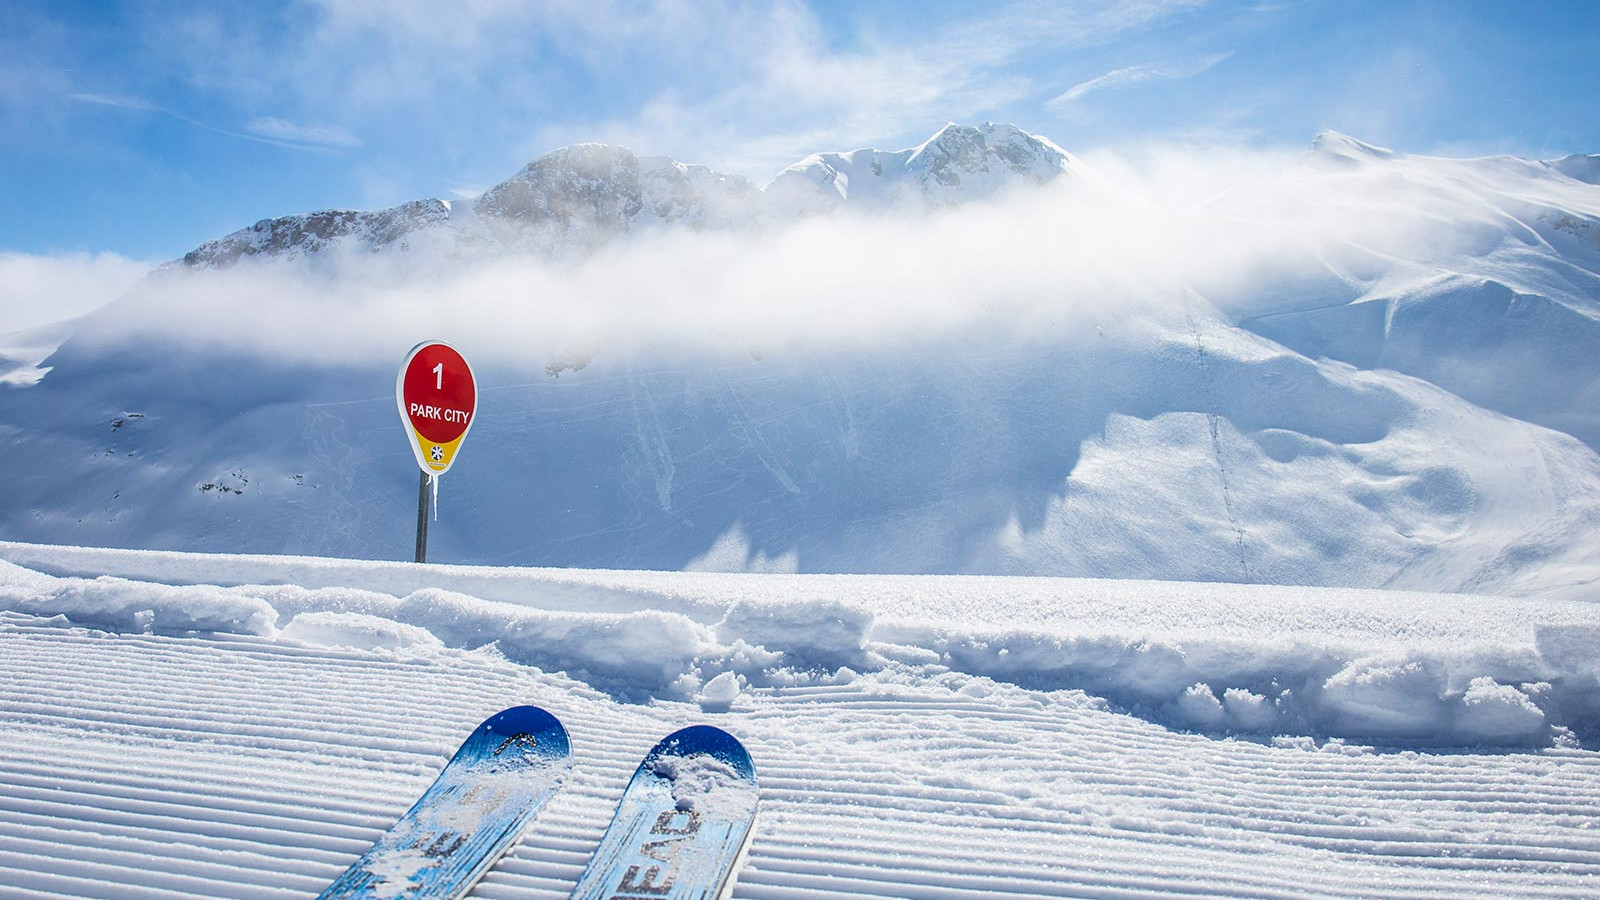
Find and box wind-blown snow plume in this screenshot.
[70,129,1598,377]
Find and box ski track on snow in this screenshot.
[1,612,1597,900]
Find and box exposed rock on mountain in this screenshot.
[180,199,454,267]
[176,123,1085,268]
[471,144,762,256]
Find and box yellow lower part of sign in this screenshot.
[409,428,468,474]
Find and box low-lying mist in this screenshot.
[0,251,154,335]
[68,140,1594,373]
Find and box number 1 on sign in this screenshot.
[433,362,443,390]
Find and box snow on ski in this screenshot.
[569,725,759,900]
[317,705,571,900]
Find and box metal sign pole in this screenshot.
[415,471,431,563]
[398,341,475,566]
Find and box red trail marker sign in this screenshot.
[397,341,477,477]
[396,341,476,562]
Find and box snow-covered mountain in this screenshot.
[764,121,1089,213]
[1239,133,1600,450]
[7,124,1600,900]
[176,122,1085,266]
[3,125,1600,604]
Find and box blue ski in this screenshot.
[569,725,759,900]
[318,705,572,900]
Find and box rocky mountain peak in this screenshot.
[470,143,645,256]
[908,122,1070,183]
[765,121,1080,213]
[179,199,451,268]
[176,123,1084,268]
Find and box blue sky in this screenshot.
[2,0,1598,263]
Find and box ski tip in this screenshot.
[474,705,571,761]
[651,724,757,782]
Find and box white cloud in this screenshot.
[0,251,153,333]
[245,117,362,148]
[129,1,1224,182]
[960,0,1216,51]
[1046,52,1232,110]
[67,92,160,112]
[521,1,1224,180]
[69,90,354,153]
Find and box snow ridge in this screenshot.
[4,545,1597,750]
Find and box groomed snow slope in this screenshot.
[2,543,1598,899]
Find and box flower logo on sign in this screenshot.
[431,445,444,462]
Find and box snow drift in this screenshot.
[5,542,1598,750]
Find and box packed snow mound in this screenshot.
[4,542,1599,750]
